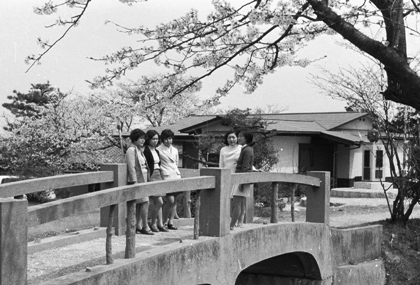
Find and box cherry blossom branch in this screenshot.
[25,0,92,73]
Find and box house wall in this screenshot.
[347,141,404,183]
[270,136,311,173]
[336,116,373,133]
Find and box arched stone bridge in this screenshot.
[0,165,385,285]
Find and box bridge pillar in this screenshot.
[199,168,231,237]
[0,198,27,285]
[306,171,330,225]
[100,163,127,236]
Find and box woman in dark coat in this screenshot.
[230,131,254,230]
[143,130,169,233]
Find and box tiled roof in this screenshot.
[258,112,368,130]
[268,120,325,132]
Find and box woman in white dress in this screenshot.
[219,130,242,195]
[157,129,181,230]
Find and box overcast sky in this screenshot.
[1,0,374,132]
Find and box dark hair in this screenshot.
[223,130,237,146]
[239,131,253,145]
[130,129,146,143]
[160,129,175,142]
[145,130,160,146]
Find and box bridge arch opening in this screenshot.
[235,252,322,285]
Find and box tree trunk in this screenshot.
[306,0,420,110]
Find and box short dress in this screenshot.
[157,144,182,196]
[219,145,242,198]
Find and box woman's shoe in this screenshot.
[150,226,160,233]
[167,223,177,230]
[139,228,155,235]
[157,226,169,232]
[136,227,142,234]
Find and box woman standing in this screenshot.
[157,129,181,230]
[219,130,242,195]
[126,129,154,235]
[230,131,254,230]
[143,130,169,233]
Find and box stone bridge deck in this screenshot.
[35,222,334,285]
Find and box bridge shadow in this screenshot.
[235,252,323,285]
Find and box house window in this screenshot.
[376,150,383,168]
[363,150,371,180]
[375,150,383,179]
[364,150,370,167]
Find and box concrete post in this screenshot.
[244,185,254,223]
[100,164,127,236]
[306,171,330,225]
[0,198,28,285]
[199,168,231,237]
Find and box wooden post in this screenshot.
[100,164,127,236]
[0,198,28,285]
[306,171,330,225]
[125,200,137,258]
[184,191,192,218]
[106,204,116,265]
[291,184,297,222]
[199,168,231,237]
[193,191,200,240]
[270,183,278,223]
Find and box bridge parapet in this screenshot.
[0,165,330,284]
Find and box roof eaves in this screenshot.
[178,116,220,133]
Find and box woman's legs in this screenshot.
[163,195,178,229]
[173,204,179,219]
[230,196,242,229]
[150,197,164,228]
[163,195,175,224]
[238,198,246,227]
[136,202,150,231]
[136,203,142,230]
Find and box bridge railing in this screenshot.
[0,164,329,285]
[230,171,330,225]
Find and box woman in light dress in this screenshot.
[125,129,154,235]
[219,130,242,193]
[157,129,181,230]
